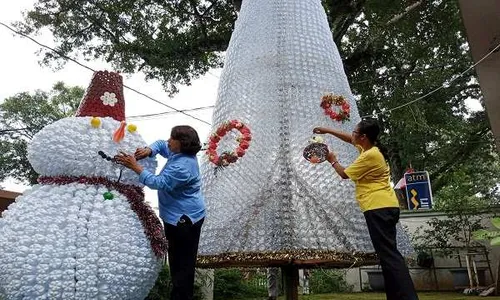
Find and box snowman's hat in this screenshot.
[75,71,125,121]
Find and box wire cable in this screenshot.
[0,21,213,125]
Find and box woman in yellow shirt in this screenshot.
[314,118,418,300]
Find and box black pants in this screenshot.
[164,216,204,300]
[364,208,418,300]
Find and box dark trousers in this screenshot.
[364,208,418,300]
[164,216,204,300]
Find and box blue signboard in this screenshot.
[404,171,433,210]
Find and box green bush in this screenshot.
[146,263,203,300]
[146,263,172,300]
[308,269,352,294]
[213,269,266,299]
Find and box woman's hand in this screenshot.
[326,150,348,179]
[135,147,152,160]
[115,151,144,174]
[313,127,330,134]
[313,127,353,144]
[326,150,338,164]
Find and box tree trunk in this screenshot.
[465,254,474,288]
[496,259,500,295]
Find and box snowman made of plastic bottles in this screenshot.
[0,71,166,300]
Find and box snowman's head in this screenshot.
[27,70,157,186]
[28,116,157,186]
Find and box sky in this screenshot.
[0,1,221,209]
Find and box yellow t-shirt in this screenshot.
[344,146,399,212]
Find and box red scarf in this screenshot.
[38,175,167,258]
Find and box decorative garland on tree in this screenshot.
[320,93,351,123]
[206,120,252,167]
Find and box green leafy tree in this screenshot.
[0,82,84,184]
[15,1,440,96]
[410,178,492,289]
[17,0,499,198]
[474,217,500,247]
[309,269,352,294]
[474,217,500,295]
[212,269,266,299]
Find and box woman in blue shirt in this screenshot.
[116,125,205,300]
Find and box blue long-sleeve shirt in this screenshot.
[139,140,205,226]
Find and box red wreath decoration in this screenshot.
[206,120,252,167]
[320,93,351,123]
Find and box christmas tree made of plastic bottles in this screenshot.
[198,0,412,267]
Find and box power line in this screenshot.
[121,84,211,125]
[1,125,494,155]
[191,62,454,86]
[350,63,452,85]
[127,105,214,120]
[362,41,500,118]
[0,128,31,134]
[0,22,95,73]
[207,71,221,80]
[2,19,498,123]
[0,21,212,126]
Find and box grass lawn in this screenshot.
[267,292,499,300]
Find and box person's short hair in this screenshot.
[171,125,202,155]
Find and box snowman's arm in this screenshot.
[139,165,190,191]
[149,140,172,159]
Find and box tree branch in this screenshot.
[386,1,424,25]
[430,126,491,191]
[342,0,425,75]
[74,8,122,44]
[188,0,209,40]
[201,1,217,17]
[327,0,367,46]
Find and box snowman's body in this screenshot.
[0,116,162,300]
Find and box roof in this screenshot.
[459,0,500,149]
[0,189,21,215]
[0,189,22,200]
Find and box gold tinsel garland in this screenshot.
[197,250,379,268]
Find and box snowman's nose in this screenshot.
[113,121,127,143]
